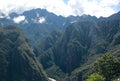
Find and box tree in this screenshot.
[94,53,120,81]
[86,73,105,81]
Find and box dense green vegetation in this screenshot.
[86,53,120,81]
[86,73,105,81]
[0,26,48,81]
[94,53,120,81]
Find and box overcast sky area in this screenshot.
[0,0,120,17]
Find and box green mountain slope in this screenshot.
[0,26,48,81]
[68,19,120,81]
[53,21,103,73]
[37,16,120,81]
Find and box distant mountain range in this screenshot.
[0,8,98,46]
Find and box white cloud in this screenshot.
[67,0,120,17]
[13,16,25,23]
[38,17,46,23]
[31,17,46,23]
[0,0,120,18]
[0,14,5,18]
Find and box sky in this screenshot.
[0,0,120,18]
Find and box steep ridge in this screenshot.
[70,19,120,81]
[37,12,120,81]
[0,26,48,81]
[53,21,105,73]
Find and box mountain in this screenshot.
[34,29,62,57]
[0,8,97,46]
[69,18,120,81]
[108,11,120,20]
[0,26,48,81]
[53,21,104,73]
[98,11,120,21]
[0,8,120,81]
[37,11,120,81]
[0,9,67,46]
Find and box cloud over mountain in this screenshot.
[0,0,120,17]
[13,15,25,23]
[38,17,46,23]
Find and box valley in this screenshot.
[0,8,120,81]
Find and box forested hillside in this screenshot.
[37,11,120,81]
[0,26,48,81]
